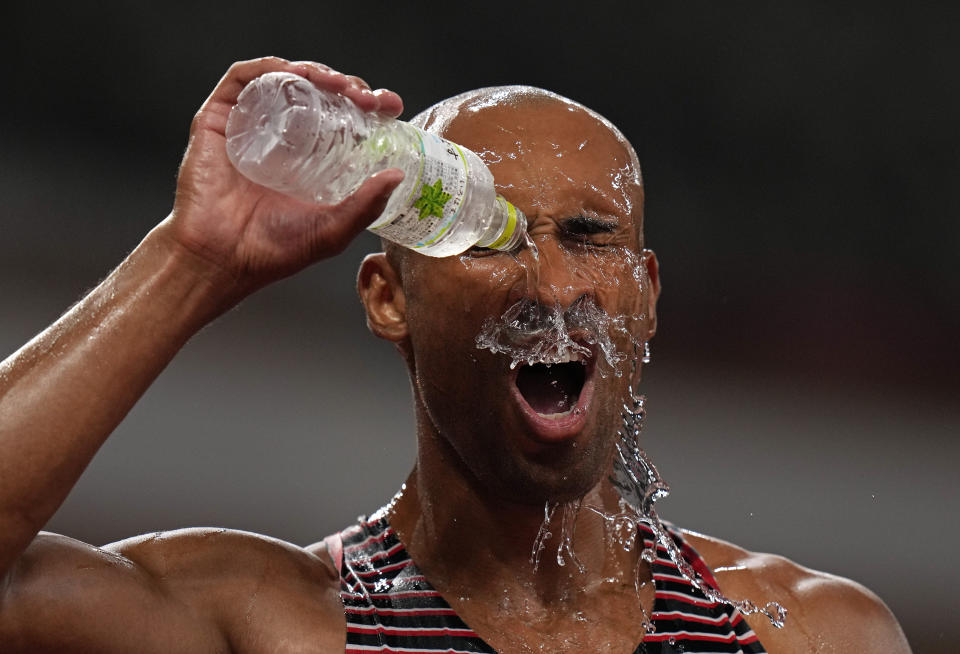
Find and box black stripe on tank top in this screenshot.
[337,513,767,654]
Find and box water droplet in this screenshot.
[523,232,540,263]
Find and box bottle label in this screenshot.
[371,127,469,248]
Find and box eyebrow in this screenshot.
[561,214,619,235]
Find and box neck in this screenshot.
[387,429,645,606]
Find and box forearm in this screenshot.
[0,219,238,575]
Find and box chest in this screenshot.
[451,583,656,654]
[335,520,767,654]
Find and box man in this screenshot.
[0,57,909,652]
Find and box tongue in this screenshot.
[516,363,584,415]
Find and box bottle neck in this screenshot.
[477,196,527,252]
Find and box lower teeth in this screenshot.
[537,403,579,419]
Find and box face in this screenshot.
[382,93,658,505]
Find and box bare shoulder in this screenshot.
[111,528,346,649]
[107,526,339,585]
[1,528,345,654]
[681,530,911,653]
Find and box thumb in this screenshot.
[301,168,405,260]
[333,168,406,238]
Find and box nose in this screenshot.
[509,236,596,311]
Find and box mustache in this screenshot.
[500,296,606,341]
[475,296,627,371]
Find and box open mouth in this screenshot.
[510,347,596,443]
[515,358,587,417]
[511,347,596,444]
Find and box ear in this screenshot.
[642,249,660,339]
[358,253,408,342]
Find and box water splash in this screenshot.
[528,500,587,575]
[506,232,541,300]
[609,393,669,516]
[598,385,790,630]
[555,498,585,573]
[522,232,540,263]
[621,387,786,627]
[528,379,787,631]
[469,238,786,631]
[530,502,558,573]
[475,296,628,376]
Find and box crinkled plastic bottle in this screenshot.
[225,71,526,257]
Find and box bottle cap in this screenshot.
[480,196,527,251]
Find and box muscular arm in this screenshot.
[1,529,346,654]
[0,57,402,651]
[0,229,235,579]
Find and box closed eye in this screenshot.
[464,245,500,257]
[561,214,619,245]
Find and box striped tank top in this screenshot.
[331,513,766,654]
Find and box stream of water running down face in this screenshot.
[531,385,788,632]
[474,238,787,632]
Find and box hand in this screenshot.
[164,57,405,297]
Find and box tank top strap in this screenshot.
[638,522,768,653]
[333,514,767,653]
[323,532,343,574]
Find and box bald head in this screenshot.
[411,86,639,174]
[382,86,645,266]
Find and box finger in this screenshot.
[194,58,354,137]
[192,57,294,135]
[207,57,354,112]
[346,75,371,91]
[289,60,351,95]
[306,169,405,259]
[372,88,404,118]
[331,168,405,237]
[286,62,402,117]
[207,57,296,108]
[340,82,380,112]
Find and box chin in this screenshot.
[482,435,614,506]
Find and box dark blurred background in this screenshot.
[2,2,957,651]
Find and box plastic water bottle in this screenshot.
[225,71,527,257]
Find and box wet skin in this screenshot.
[359,95,663,652]
[357,94,909,653]
[0,58,911,653]
[387,97,659,505]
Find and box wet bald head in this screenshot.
[410,85,641,180]
[383,86,644,265]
